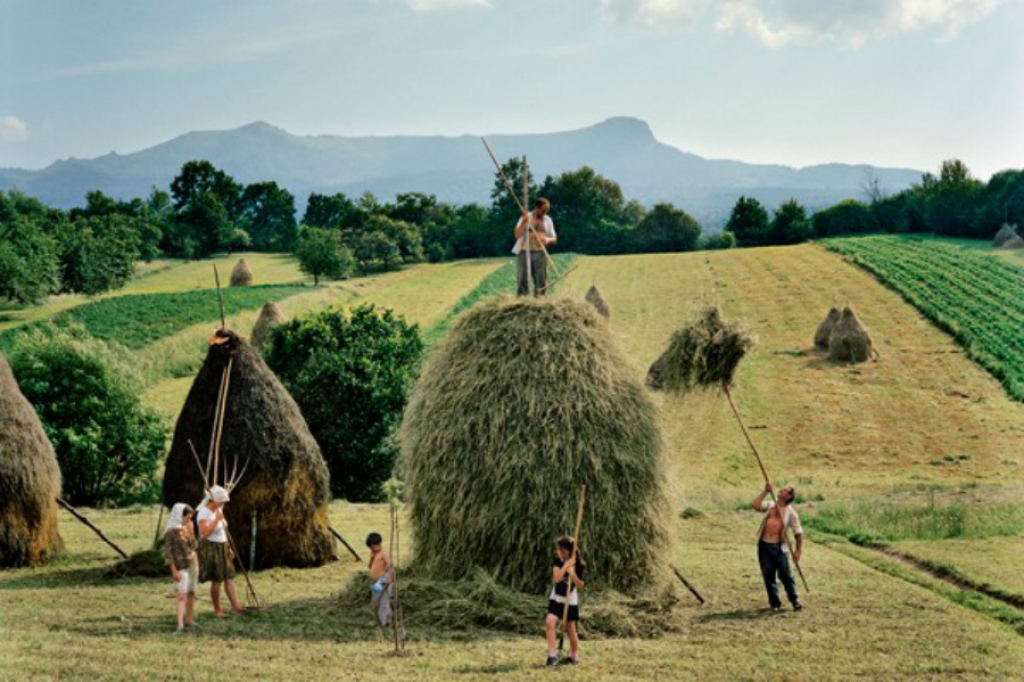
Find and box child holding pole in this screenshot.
[545,535,585,666]
[164,503,199,632]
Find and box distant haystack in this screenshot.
[828,307,874,363]
[1002,235,1024,250]
[230,258,254,287]
[814,307,841,349]
[0,354,63,568]
[992,224,1018,247]
[250,302,285,349]
[584,284,610,319]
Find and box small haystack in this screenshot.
[230,258,254,287]
[646,352,667,389]
[584,284,610,319]
[1002,235,1024,250]
[814,307,842,349]
[656,306,755,395]
[163,330,333,568]
[828,306,874,363]
[250,302,285,349]
[401,297,671,596]
[0,354,63,567]
[992,223,1018,247]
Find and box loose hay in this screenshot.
[827,306,874,363]
[992,223,1018,247]
[0,354,63,568]
[655,306,755,395]
[163,330,333,568]
[401,297,672,596]
[106,548,167,578]
[1002,235,1024,250]
[814,307,841,349]
[584,284,610,319]
[250,302,285,349]
[230,258,254,287]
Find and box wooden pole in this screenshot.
[213,359,234,488]
[249,510,258,572]
[55,497,128,559]
[213,265,226,329]
[672,566,706,605]
[329,526,362,562]
[723,385,809,593]
[523,155,533,295]
[206,361,229,485]
[558,485,586,654]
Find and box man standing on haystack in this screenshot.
[514,198,556,296]
[753,483,804,612]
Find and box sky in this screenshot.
[1,0,1022,179]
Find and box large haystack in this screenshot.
[584,284,610,319]
[658,306,755,394]
[992,223,1018,247]
[163,330,333,568]
[1002,235,1024,250]
[401,297,671,595]
[250,302,285,349]
[0,354,63,567]
[814,307,841,349]
[828,306,874,363]
[230,258,254,287]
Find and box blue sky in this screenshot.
[2,0,1022,178]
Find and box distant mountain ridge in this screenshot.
[0,117,923,228]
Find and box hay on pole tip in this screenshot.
[584,284,610,319]
[230,258,254,287]
[827,306,874,363]
[655,306,755,396]
[814,307,841,349]
[992,223,1018,247]
[1002,234,1024,250]
[0,354,63,568]
[250,302,285,349]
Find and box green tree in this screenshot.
[55,214,141,295]
[812,200,879,238]
[631,202,701,253]
[239,181,298,251]
[365,214,424,263]
[169,160,241,256]
[303,192,359,230]
[726,196,771,247]
[924,159,983,237]
[352,230,400,274]
[770,199,811,245]
[700,230,737,250]
[451,203,506,258]
[9,325,166,507]
[264,304,423,501]
[0,215,59,304]
[538,166,636,254]
[296,226,353,284]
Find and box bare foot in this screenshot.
[214,610,227,618]
[232,607,246,614]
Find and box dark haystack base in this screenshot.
[106,548,167,578]
[0,354,63,568]
[656,306,755,396]
[646,351,668,389]
[992,224,1018,247]
[827,307,874,363]
[401,297,671,596]
[251,302,285,349]
[1002,235,1024,250]
[336,568,685,638]
[814,307,841,349]
[230,259,254,287]
[584,284,610,319]
[163,330,333,568]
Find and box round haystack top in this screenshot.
[828,306,874,363]
[0,354,63,567]
[251,302,285,349]
[584,284,610,319]
[1002,234,1024,250]
[401,297,670,594]
[992,223,1018,247]
[814,307,841,349]
[230,258,254,287]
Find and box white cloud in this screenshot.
[602,0,1006,46]
[0,116,29,142]
[408,0,492,11]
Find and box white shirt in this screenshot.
[197,504,228,544]
[756,501,803,550]
[512,215,556,255]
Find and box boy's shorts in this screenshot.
[174,568,197,595]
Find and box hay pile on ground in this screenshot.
[106,548,167,578]
[992,223,1018,246]
[814,307,841,349]
[1002,235,1024,249]
[401,297,672,599]
[584,284,610,319]
[250,302,285,349]
[163,330,333,568]
[652,306,755,395]
[827,307,874,363]
[0,354,63,568]
[230,258,254,287]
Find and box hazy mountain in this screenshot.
[0,117,922,227]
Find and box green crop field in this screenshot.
[826,236,1024,401]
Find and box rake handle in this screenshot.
[558,486,586,654]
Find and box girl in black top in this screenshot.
[545,535,586,666]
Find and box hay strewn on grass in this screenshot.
[250,302,285,349]
[584,284,610,319]
[1002,235,1024,250]
[814,307,841,349]
[828,306,874,363]
[992,224,1018,247]
[401,297,671,596]
[230,259,254,287]
[106,548,167,578]
[163,330,333,568]
[655,306,755,395]
[0,354,63,568]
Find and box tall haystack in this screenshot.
[992,223,1018,247]
[658,306,755,394]
[584,284,610,319]
[250,302,285,349]
[814,307,841,349]
[401,297,671,595]
[1002,235,1024,250]
[229,258,254,287]
[828,306,874,363]
[0,354,63,567]
[163,330,333,568]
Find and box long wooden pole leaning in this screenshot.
[55,497,128,559]
[723,385,809,593]
[557,485,587,654]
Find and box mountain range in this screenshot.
[0,117,923,228]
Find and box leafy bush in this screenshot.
[264,304,424,502]
[9,325,167,507]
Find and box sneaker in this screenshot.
[560,657,579,666]
[546,656,559,667]
[792,602,803,612]
[770,604,782,612]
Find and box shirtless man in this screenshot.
[366,532,393,626]
[752,483,804,611]
[513,198,556,296]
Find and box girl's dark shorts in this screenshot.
[548,599,579,622]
